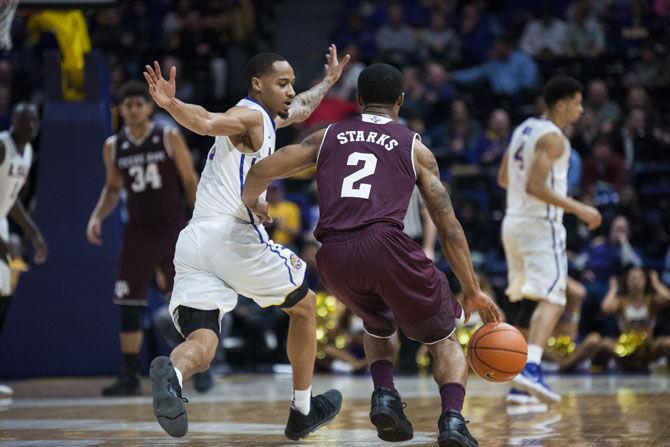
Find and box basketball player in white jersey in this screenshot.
[498,76,601,403]
[0,103,48,396]
[143,45,349,439]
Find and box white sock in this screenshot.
[527,344,543,365]
[292,386,311,415]
[174,367,184,388]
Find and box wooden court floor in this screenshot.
[1,373,670,446]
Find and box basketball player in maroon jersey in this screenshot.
[243,64,501,447]
[86,81,199,396]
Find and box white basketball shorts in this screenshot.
[169,216,306,336]
[502,215,567,306]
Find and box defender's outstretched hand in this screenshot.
[323,44,351,85]
[144,61,176,109]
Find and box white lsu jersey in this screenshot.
[192,97,276,222]
[0,130,32,219]
[505,117,570,222]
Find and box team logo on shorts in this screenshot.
[115,280,130,298]
[289,254,303,270]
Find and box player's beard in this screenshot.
[278,111,289,119]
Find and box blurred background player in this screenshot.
[0,102,47,397]
[86,80,198,396]
[242,63,501,447]
[498,76,602,403]
[142,46,348,438]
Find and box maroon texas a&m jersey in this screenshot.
[314,114,418,240]
[112,122,186,224]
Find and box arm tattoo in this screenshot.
[424,156,439,177]
[425,175,453,220]
[287,79,332,123]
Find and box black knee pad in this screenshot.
[279,281,309,309]
[511,299,538,329]
[176,306,220,338]
[119,305,144,332]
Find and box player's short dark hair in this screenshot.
[246,52,287,87]
[543,75,583,108]
[119,80,150,102]
[357,63,404,105]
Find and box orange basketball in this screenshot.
[467,322,527,382]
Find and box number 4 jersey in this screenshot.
[314,114,419,240]
[110,122,186,224]
[505,117,570,222]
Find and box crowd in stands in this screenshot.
[2,0,670,374]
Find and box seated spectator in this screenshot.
[423,60,457,106]
[374,3,417,66]
[625,86,670,146]
[586,79,621,131]
[400,65,432,120]
[450,35,539,97]
[426,99,482,164]
[459,2,501,64]
[418,13,461,66]
[519,6,568,59]
[163,0,192,35]
[616,107,663,167]
[611,0,655,59]
[336,14,377,63]
[565,0,605,58]
[332,43,365,101]
[266,180,301,250]
[624,41,670,89]
[468,108,510,165]
[580,215,643,285]
[571,107,600,156]
[582,139,628,195]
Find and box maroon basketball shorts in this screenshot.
[316,223,463,344]
[113,215,186,306]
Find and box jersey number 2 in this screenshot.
[129,162,163,192]
[341,152,377,199]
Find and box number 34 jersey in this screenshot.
[314,114,419,241]
[505,117,571,222]
[110,122,185,225]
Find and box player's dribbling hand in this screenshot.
[30,232,48,264]
[86,216,103,246]
[576,204,602,230]
[143,61,176,109]
[463,290,502,324]
[323,44,351,85]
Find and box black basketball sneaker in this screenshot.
[284,389,343,440]
[369,386,414,442]
[150,356,188,437]
[102,369,141,396]
[438,410,478,447]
